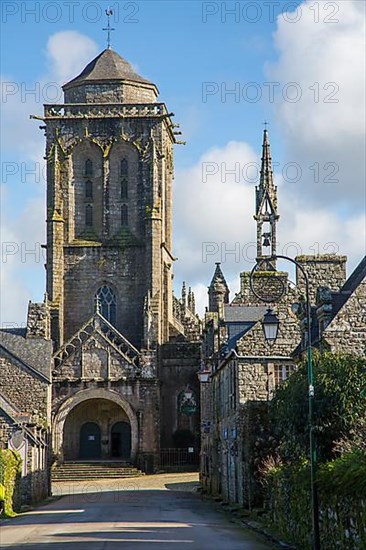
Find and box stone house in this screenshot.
[199,129,366,507]
[0,302,52,504]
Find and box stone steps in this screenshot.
[52,461,144,482]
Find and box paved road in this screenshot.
[0,473,273,549]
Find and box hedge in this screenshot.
[265,452,366,549]
[0,449,22,516]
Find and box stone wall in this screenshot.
[26,302,50,340]
[323,277,366,355]
[0,353,49,423]
[64,81,158,104]
[295,255,347,304]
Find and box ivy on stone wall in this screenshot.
[0,449,22,516]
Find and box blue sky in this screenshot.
[1,0,365,323]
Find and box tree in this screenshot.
[269,353,366,463]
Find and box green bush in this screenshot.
[0,449,22,516]
[269,353,366,462]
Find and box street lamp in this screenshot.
[250,255,321,550]
[197,370,211,383]
[262,308,280,344]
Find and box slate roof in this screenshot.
[63,48,154,90]
[0,328,52,380]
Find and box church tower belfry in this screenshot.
[254,128,279,269]
[39,47,177,349]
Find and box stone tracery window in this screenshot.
[95,285,116,325]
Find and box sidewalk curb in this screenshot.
[200,492,296,549]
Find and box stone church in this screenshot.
[0,46,201,502]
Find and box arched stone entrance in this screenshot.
[53,389,138,462]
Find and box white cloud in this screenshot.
[265,0,366,207]
[173,138,366,315]
[45,31,99,85]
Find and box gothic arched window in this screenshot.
[95,285,116,325]
[121,178,128,199]
[121,205,128,226]
[120,159,128,199]
[85,180,93,199]
[85,205,93,227]
[120,158,128,176]
[85,159,93,176]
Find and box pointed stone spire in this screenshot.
[208,263,229,314]
[254,127,280,268]
[181,282,187,309]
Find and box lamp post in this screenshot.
[250,255,321,550]
[262,308,280,344]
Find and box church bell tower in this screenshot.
[254,128,279,269]
[40,47,177,350]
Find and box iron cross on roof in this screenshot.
[103,8,115,50]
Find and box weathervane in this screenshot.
[103,8,115,50]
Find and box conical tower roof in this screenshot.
[259,128,274,191]
[63,48,154,90]
[209,263,229,292]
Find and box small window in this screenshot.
[95,285,116,325]
[85,180,93,199]
[85,159,93,176]
[121,205,128,226]
[274,364,295,386]
[121,178,128,199]
[120,158,128,176]
[85,204,93,226]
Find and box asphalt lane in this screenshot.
[0,474,273,549]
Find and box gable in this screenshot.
[53,313,141,380]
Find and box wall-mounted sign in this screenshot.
[178,387,197,416]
